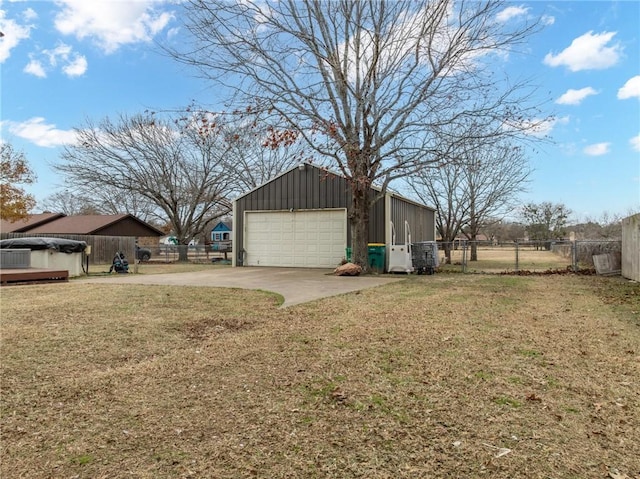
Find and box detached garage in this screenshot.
[233,163,436,269]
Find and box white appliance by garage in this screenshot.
[387,221,415,273]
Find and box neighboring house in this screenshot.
[0,213,66,233]
[160,236,199,246]
[233,162,436,268]
[0,213,165,265]
[210,221,232,252]
[21,214,164,237]
[160,236,179,245]
[450,234,491,243]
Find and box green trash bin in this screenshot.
[346,245,386,271]
[368,243,386,272]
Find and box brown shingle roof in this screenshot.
[0,213,66,233]
[26,214,130,234]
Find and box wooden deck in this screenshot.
[0,268,69,286]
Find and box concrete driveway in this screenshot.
[81,267,404,307]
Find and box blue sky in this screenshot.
[1,0,639,223]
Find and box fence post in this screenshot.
[133,237,139,274]
[571,241,578,272]
[515,241,519,273]
[462,241,467,273]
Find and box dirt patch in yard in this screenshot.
[1,275,638,478]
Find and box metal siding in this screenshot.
[298,170,307,209]
[390,196,435,242]
[368,195,386,243]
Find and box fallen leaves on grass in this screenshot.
[2,275,639,478]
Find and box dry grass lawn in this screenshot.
[441,246,573,273]
[1,273,639,478]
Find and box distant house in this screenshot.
[159,235,200,247]
[21,214,164,237]
[211,221,232,242]
[1,213,164,238]
[452,234,491,242]
[210,221,232,252]
[0,213,165,265]
[0,213,66,233]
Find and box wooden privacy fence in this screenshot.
[0,232,136,265]
[622,214,640,281]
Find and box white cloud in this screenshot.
[22,7,37,22]
[23,59,45,77]
[24,42,88,78]
[506,116,569,138]
[543,31,621,72]
[496,6,529,23]
[5,117,77,148]
[541,15,555,26]
[556,87,598,105]
[583,142,610,156]
[618,76,640,100]
[166,26,179,41]
[0,5,33,63]
[54,0,174,54]
[62,54,87,77]
[630,134,640,152]
[44,44,72,67]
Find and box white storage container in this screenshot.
[387,221,414,273]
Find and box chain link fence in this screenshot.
[435,240,622,274]
[146,244,232,263]
[142,240,622,274]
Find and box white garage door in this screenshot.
[245,209,347,268]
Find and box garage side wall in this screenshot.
[389,196,435,243]
[368,195,386,244]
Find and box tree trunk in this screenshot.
[178,244,189,262]
[469,194,478,261]
[443,242,452,264]
[470,240,478,262]
[350,179,370,273]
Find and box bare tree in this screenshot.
[409,157,468,264]
[169,0,547,269]
[41,188,159,222]
[56,113,234,260]
[521,202,572,245]
[483,218,526,243]
[409,139,530,262]
[578,211,639,240]
[41,190,101,216]
[221,120,311,191]
[461,141,530,260]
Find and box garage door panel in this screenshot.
[245,210,347,268]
